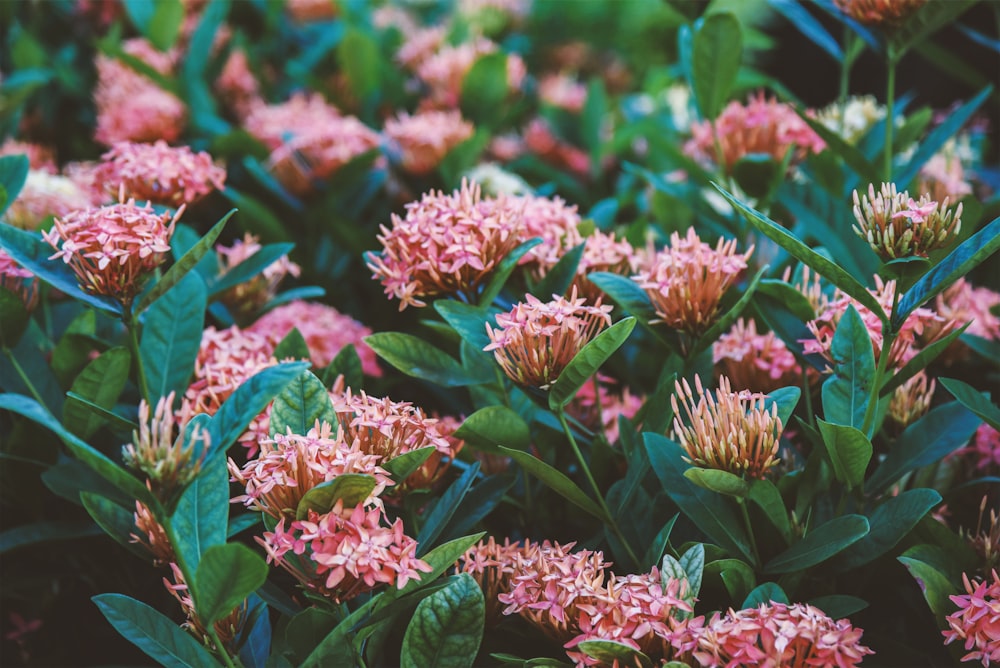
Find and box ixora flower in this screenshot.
[42,196,180,306]
[5,169,94,230]
[215,234,301,316]
[94,141,227,207]
[852,183,962,260]
[685,93,825,173]
[568,376,644,445]
[687,602,874,667]
[713,318,801,394]
[0,249,38,311]
[919,145,973,204]
[634,228,752,338]
[368,179,524,309]
[384,110,474,175]
[485,288,613,390]
[955,424,1000,474]
[416,38,525,109]
[942,570,1000,666]
[671,375,783,481]
[122,392,207,499]
[935,279,1000,343]
[887,370,935,429]
[834,0,927,26]
[163,562,250,654]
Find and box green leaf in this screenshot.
[207,361,310,455]
[684,467,750,499]
[478,238,543,307]
[587,272,659,324]
[221,188,289,243]
[763,515,869,574]
[93,593,221,668]
[434,300,496,352]
[940,377,1000,431]
[296,474,376,520]
[0,286,29,347]
[272,327,310,362]
[0,222,121,316]
[398,532,486,597]
[63,347,131,439]
[460,52,509,128]
[533,243,585,300]
[832,488,941,572]
[206,243,294,297]
[338,28,381,104]
[499,446,608,522]
[400,573,485,668]
[679,543,705,600]
[691,12,743,119]
[148,0,185,51]
[140,271,206,401]
[748,479,792,544]
[0,154,29,217]
[581,79,608,174]
[768,0,842,60]
[321,344,364,390]
[454,406,531,454]
[709,558,756,603]
[193,543,268,625]
[270,370,336,438]
[715,184,886,319]
[743,582,789,608]
[417,463,481,555]
[807,594,868,619]
[0,520,103,555]
[576,640,652,668]
[135,210,235,314]
[879,323,970,396]
[171,438,228,571]
[644,433,754,563]
[0,394,155,507]
[757,279,816,322]
[897,552,955,626]
[868,400,981,493]
[889,0,979,57]
[766,386,801,429]
[895,215,1000,328]
[816,420,872,490]
[365,333,489,387]
[81,493,148,558]
[690,266,765,356]
[549,317,635,411]
[383,447,436,484]
[821,305,875,429]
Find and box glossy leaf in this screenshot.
[63,347,131,439]
[679,543,705,600]
[0,154,29,217]
[454,406,531,454]
[748,480,792,544]
[272,327,310,362]
[549,317,635,411]
[365,332,489,387]
[898,551,955,626]
[940,377,1000,431]
[321,344,363,390]
[400,573,485,668]
[140,271,206,401]
[434,300,496,353]
[808,595,868,619]
[417,463,481,555]
[478,238,543,307]
[499,446,608,522]
[171,439,228,571]
[691,12,742,119]
[587,272,659,324]
[684,467,750,499]
[81,493,148,558]
[743,582,789,608]
[763,514,869,574]
[757,279,815,321]
[577,640,652,668]
[816,420,872,490]
[193,543,268,625]
[832,489,941,572]
[822,305,875,429]
[296,474,377,520]
[533,242,585,300]
[768,0,842,59]
[383,447,436,484]
[270,370,336,438]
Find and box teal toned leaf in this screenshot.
[63,347,131,439]
[321,344,364,390]
[499,446,608,522]
[715,185,886,319]
[768,0,842,60]
[441,475,515,543]
[684,467,750,499]
[644,433,754,564]
[172,440,228,571]
[400,573,485,668]
[365,332,490,387]
[194,543,268,625]
[417,463,481,555]
[454,406,531,454]
[816,420,872,490]
[822,305,875,430]
[832,489,941,572]
[763,515,869,574]
[238,595,270,668]
[0,154,29,218]
[270,370,337,437]
[679,543,705,600]
[940,377,1000,431]
[587,273,658,324]
[808,595,868,619]
[434,300,496,353]
[478,238,543,307]
[81,493,148,558]
[691,12,743,119]
[93,593,221,668]
[549,317,635,411]
[383,447,435,485]
[748,479,792,544]
[577,640,652,668]
[868,401,981,493]
[895,215,1000,327]
[140,271,206,401]
[533,243,585,300]
[296,474,377,520]
[743,582,789,608]
[766,386,801,429]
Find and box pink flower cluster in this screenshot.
[955,425,1000,474]
[834,0,927,25]
[368,180,524,309]
[215,234,301,315]
[415,37,525,109]
[5,170,95,230]
[569,376,644,445]
[0,249,38,311]
[943,570,1000,666]
[94,141,226,206]
[538,73,588,113]
[713,318,801,393]
[384,110,474,175]
[936,279,1000,343]
[43,197,179,304]
[685,93,825,173]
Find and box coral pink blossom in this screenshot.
[215,234,300,316]
[384,110,474,175]
[685,93,825,173]
[0,249,38,311]
[485,287,613,390]
[417,38,524,108]
[244,93,342,151]
[396,26,447,70]
[569,376,643,445]
[955,425,1000,474]
[458,537,529,624]
[5,169,94,230]
[248,300,380,376]
[523,117,592,177]
[262,500,432,602]
[538,74,588,113]
[936,279,1000,343]
[634,228,752,337]
[834,0,927,25]
[368,179,524,309]
[919,150,973,204]
[95,141,226,206]
[0,139,56,172]
[713,318,801,393]
[943,570,1000,666]
[216,49,262,121]
[42,197,179,304]
[687,602,873,667]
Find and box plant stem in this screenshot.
[861,291,901,437]
[4,347,47,407]
[557,409,641,568]
[738,499,761,567]
[884,48,898,182]
[123,311,150,405]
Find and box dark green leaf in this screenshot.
[478,238,543,307]
[172,439,228,571]
[577,641,652,668]
[684,467,750,499]
[889,1,979,58]
[587,272,659,324]
[135,210,235,314]
[713,558,756,602]
[321,344,364,390]
[499,446,608,522]
[879,323,969,396]
[63,347,130,439]
[454,406,531,454]
[416,463,481,554]
[743,582,789,608]
[206,243,295,297]
[763,514,869,574]
[581,79,608,175]
[296,474,376,520]
[533,243,585,300]
[193,543,268,625]
[272,327,310,362]
[66,393,137,433]
[398,532,486,597]
[400,573,485,668]
[832,488,941,572]
[435,300,496,353]
[93,593,221,668]
[897,551,955,626]
[816,420,872,490]
[221,188,289,243]
[940,377,1000,431]
[227,513,261,538]
[549,318,635,411]
[766,386,801,429]
[808,595,868,619]
[0,286,29,347]
[441,475,515,543]
[460,52,509,128]
[0,520,102,554]
[270,370,336,437]
[895,215,1000,327]
[141,271,206,401]
[748,479,792,544]
[0,154,29,217]
[691,12,743,119]
[81,493,149,558]
[715,185,886,319]
[383,448,436,484]
[366,332,489,387]
[821,305,875,429]
[338,28,381,103]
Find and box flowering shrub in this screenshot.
[0,1,998,667]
